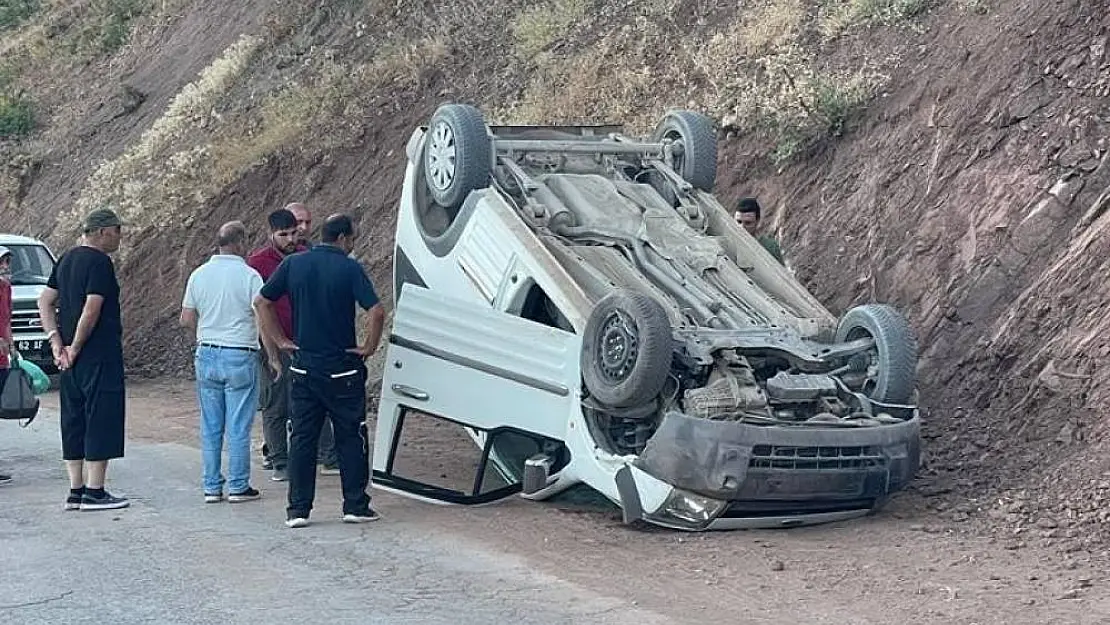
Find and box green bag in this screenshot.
[16,356,50,395]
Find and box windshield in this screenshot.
[4,244,55,286]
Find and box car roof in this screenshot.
[0,234,47,246]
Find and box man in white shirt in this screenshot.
[180,221,266,504]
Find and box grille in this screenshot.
[749,445,887,471]
[11,311,42,332]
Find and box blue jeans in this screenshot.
[195,345,259,495]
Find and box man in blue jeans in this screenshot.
[180,221,265,504]
[254,214,386,528]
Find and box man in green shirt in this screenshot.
[734,197,785,265]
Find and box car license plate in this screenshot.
[17,340,43,352]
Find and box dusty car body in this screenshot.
[372,103,921,530]
[0,234,58,374]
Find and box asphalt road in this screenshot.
[0,408,672,625]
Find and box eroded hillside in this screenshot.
[2,0,1109,548]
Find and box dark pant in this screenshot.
[286,363,370,518]
[259,352,291,470]
[60,358,126,461]
[318,415,336,465]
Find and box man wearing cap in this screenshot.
[37,208,130,511]
[0,247,13,485]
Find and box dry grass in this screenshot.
[737,0,807,57]
[65,32,451,250]
[67,33,263,239]
[494,37,659,132]
[510,0,592,59]
[818,0,931,39]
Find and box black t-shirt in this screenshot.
[47,246,123,363]
[260,244,379,373]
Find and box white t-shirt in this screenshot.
[182,255,264,349]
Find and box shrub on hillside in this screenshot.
[0,0,39,32]
[0,95,35,138]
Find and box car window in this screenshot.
[6,244,55,285]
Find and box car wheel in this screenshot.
[834,304,918,405]
[581,289,673,408]
[423,103,492,209]
[651,110,717,191]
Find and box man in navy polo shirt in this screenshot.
[253,214,387,528]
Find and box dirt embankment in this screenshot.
[727,0,1110,546]
[1,0,1109,550]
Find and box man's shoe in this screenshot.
[80,490,130,511]
[285,517,310,528]
[320,463,340,475]
[64,487,84,510]
[342,508,381,523]
[0,474,12,485]
[262,458,274,471]
[271,468,288,482]
[228,487,261,503]
[204,492,223,504]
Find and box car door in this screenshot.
[372,283,579,504]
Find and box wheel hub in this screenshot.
[427,121,457,191]
[598,312,639,383]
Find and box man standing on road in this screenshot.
[0,247,14,486]
[37,208,130,511]
[734,197,786,266]
[247,208,301,482]
[180,221,265,504]
[254,214,386,528]
[286,202,339,476]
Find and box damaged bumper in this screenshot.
[616,410,920,531]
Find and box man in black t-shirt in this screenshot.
[38,208,130,512]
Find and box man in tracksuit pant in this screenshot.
[253,213,387,528]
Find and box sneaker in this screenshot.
[271,468,288,482]
[65,488,84,511]
[342,508,381,523]
[228,487,261,503]
[204,492,223,504]
[320,463,340,475]
[80,489,130,511]
[262,458,274,471]
[285,516,310,528]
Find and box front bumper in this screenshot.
[620,410,920,530]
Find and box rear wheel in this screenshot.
[651,110,718,191]
[423,103,491,209]
[581,289,673,408]
[834,304,918,405]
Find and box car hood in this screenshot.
[11,283,46,300]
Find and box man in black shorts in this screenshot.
[38,207,130,511]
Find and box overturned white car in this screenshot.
[372,103,921,530]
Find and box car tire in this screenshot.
[423,103,491,209]
[834,304,918,405]
[581,289,673,408]
[651,110,717,191]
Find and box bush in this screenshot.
[0,96,35,138]
[0,0,39,32]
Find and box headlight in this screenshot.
[646,488,728,529]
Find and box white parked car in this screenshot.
[0,234,58,373]
[372,104,921,530]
